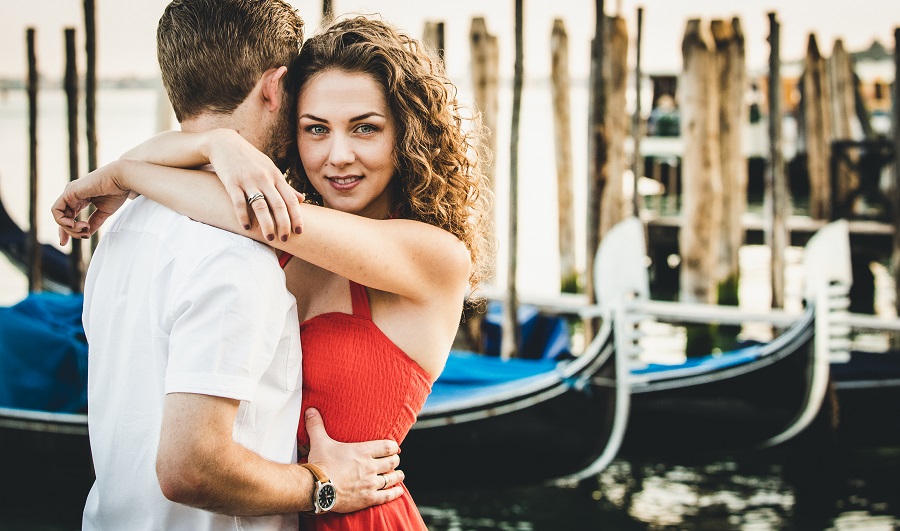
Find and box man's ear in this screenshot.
[261,66,289,112]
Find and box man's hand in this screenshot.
[51,160,132,245]
[206,129,304,242]
[304,408,405,513]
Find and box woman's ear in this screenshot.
[261,66,289,112]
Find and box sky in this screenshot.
[1,1,898,84]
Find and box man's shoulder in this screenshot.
[102,197,281,281]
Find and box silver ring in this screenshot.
[379,474,387,490]
[246,192,266,206]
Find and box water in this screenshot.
[2,88,899,530]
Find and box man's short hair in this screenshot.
[157,0,304,122]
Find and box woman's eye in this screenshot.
[306,125,327,135]
[356,124,377,134]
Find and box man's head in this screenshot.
[157,0,303,125]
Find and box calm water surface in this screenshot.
[4,448,900,530]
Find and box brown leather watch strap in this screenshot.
[301,463,330,483]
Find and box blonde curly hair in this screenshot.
[286,15,494,289]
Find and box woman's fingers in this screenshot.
[259,182,291,242]
[377,469,405,490]
[274,178,304,235]
[229,189,253,231]
[248,191,276,241]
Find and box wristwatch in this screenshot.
[301,463,336,514]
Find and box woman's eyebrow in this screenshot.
[299,113,327,123]
[299,112,385,123]
[348,111,385,122]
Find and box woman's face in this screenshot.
[296,69,397,219]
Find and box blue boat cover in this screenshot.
[631,342,767,379]
[422,301,573,409]
[481,301,571,360]
[0,292,87,412]
[426,350,562,409]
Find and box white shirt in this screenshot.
[81,197,301,531]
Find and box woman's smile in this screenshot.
[326,175,364,190]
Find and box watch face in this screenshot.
[317,483,336,511]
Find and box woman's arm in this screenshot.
[53,159,471,305]
[119,129,305,242]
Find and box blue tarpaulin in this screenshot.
[0,292,87,412]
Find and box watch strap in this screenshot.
[301,463,330,484]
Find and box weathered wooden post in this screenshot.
[469,17,499,276]
[892,27,900,346]
[712,18,746,307]
[766,12,788,309]
[828,39,858,208]
[84,0,99,253]
[423,21,445,67]
[599,16,629,240]
[550,19,577,292]
[802,34,833,220]
[679,19,722,309]
[460,17,499,353]
[630,7,644,217]
[26,29,42,293]
[585,0,607,310]
[65,28,84,293]
[501,0,524,360]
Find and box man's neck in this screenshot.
[180,113,262,152]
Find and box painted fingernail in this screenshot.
[243,224,251,230]
[266,234,275,241]
[294,227,302,234]
[280,235,287,242]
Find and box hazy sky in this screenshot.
[1,1,898,82]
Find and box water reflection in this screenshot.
[417,448,900,530]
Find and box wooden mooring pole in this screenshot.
[423,21,445,68]
[322,0,333,24]
[469,17,499,280]
[550,19,577,292]
[599,16,629,241]
[892,27,900,339]
[802,34,832,220]
[766,12,788,309]
[585,0,607,309]
[679,19,722,306]
[65,28,84,293]
[712,18,746,307]
[630,7,644,217]
[828,39,858,208]
[84,0,99,253]
[26,28,42,293]
[501,0,524,360]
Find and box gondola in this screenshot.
[401,219,648,491]
[0,194,76,293]
[0,291,93,509]
[617,219,852,458]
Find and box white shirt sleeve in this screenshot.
[164,245,287,402]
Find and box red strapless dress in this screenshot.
[282,254,432,530]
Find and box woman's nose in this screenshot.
[327,134,355,167]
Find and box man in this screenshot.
[56,1,402,529]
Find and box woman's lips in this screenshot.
[326,175,363,191]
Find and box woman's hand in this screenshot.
[51,160,133,245]
[206,129,305,242]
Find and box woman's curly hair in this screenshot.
[286,15,494,290]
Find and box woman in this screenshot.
[56,15,492,530]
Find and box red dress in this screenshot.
[283,254,432,530]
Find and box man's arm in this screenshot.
[157,395,404,515]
